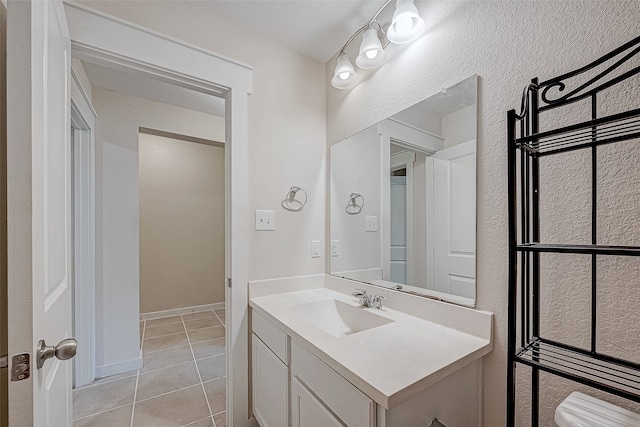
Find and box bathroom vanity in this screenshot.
[249,275,493,427]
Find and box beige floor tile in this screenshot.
[143,332,189,353]
[203,378,226,415]
[145,322,186,339]
[145,315,183,327]
[184,317,221,331]
[136,362,200,401]
[141,345,194,373]
[212,412,226,427]
[73,377,136,420]
[196,355,226,382]
[184,416,214,427]
[213,311,225,326]
[191,338,225,360]
[187,326,225,344]
[73,404,132,427]
[182,311,215,322]
[132,385,210,426]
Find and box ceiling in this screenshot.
[81,1,399,117]
[186,0,394,63]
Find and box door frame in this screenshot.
[70,64,97,388]
[63,3,253,426]
[379,118,441,283]
[390,150,415,285]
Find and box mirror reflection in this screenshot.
[329,75,477,306]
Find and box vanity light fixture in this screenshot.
[331,0,425,90]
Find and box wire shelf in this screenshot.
[515,338,640,403]
[516,243,640,256]
[515,108,640,156]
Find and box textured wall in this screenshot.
[326,1,640,425]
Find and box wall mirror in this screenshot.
[329,75,477,306]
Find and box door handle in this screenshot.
[36,338,77,369]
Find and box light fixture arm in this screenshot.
[337,0,394,56]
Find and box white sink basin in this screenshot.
[287,299,393,338]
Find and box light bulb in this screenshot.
[365,49,377,59]
[395,15,413,35]
[339,71,350,80]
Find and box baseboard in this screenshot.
[140,302,225,320]
[248,417,259,427]
[96,350,143,378]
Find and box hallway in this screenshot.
[73,308,226,427]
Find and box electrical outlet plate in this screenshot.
[255,210,275,231]
[311,240,321,258]
[330,240,339,257]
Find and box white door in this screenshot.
[7,0,75,425]
[390,175,407,284]
[433,140,476,298]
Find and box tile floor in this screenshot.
[73,308,227,427]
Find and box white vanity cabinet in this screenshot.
[250,285,492,427]
[291,342,375,427]
[252,310,290,427]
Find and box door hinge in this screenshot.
[5,353,30,381]
[227,277,232,288]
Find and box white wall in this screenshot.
[92,88,224,375]
[329,125,381,275]
[80,1,327,283]
[326,2,640,425]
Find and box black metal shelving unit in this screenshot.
[507,35,640,427]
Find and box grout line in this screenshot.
[142,341,192,356]
[130,368,140,427]
[73,403,133,422]
[212,310,225,327]
[181,314,216,422]
[138,359,196,375]
[181,416,215,427]
[133,383,204,405]
[143,329,188,341]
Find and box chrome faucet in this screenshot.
[352,289,387,310]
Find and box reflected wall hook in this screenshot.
[281,186,307,212]
[345,192,364,215]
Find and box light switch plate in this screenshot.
[255,210,275,231]
[365,215,378,232]
[311,240,321,258]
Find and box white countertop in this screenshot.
[249,285,493,409]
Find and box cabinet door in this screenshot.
[292,377,345,427]
[253,334,289,427]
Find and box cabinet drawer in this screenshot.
[291,342,375,427]
[252,309,289,365]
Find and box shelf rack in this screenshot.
[507,35,640,426]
